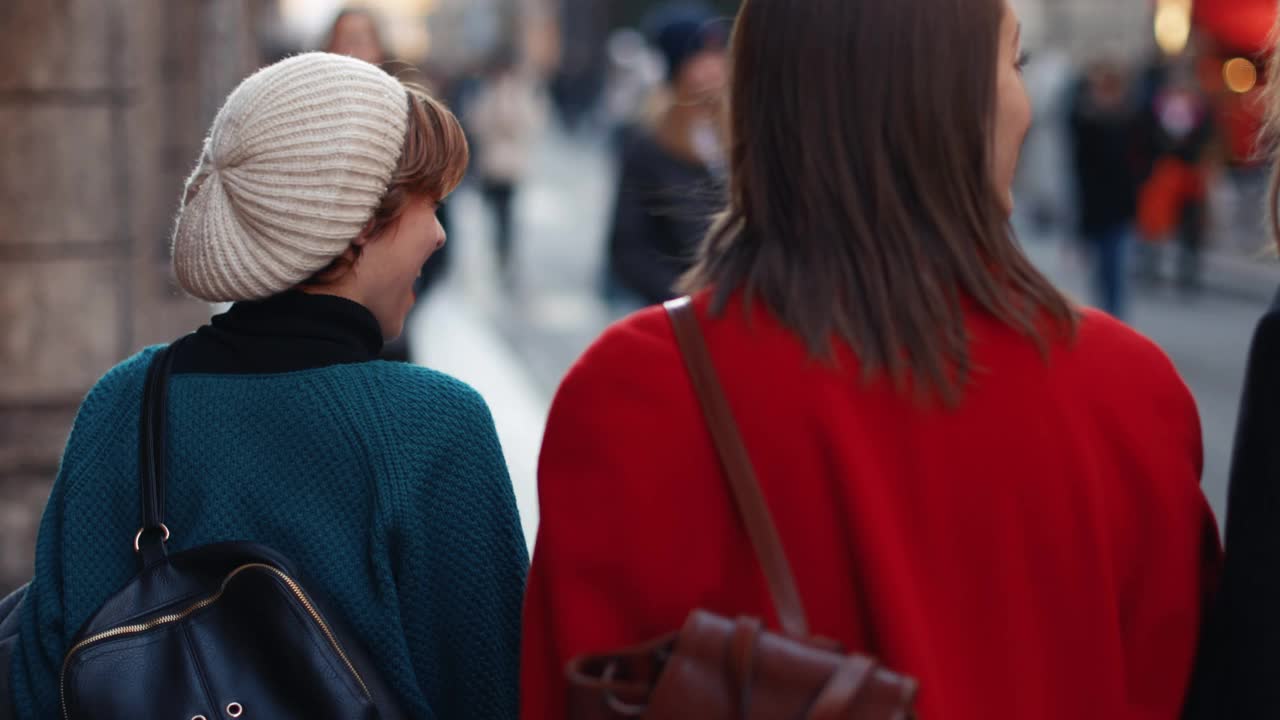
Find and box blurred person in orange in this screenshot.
[1135,61,1216,293]
[522,0,1221,718]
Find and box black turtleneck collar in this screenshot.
[171,291,384,375]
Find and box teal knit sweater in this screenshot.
[10,348,529,719]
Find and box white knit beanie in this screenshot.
[172,52,410,302]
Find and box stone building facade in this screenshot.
[0,0,275,592]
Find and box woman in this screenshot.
[604,2,728,308]
[1182,21,1280,717]
[9,53,527,719]
[523,1,1220,718]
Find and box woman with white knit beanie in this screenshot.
[7,53,528,719]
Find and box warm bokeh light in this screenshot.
[1154,0,1193,56]
[1223,57,1259,94]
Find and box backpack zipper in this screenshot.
[60,563,371,720]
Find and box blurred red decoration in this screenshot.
[1189,0,1274,165]
[1193,0,1276,54]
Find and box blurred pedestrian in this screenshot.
[4,53,527,719]
[550,0,609,134]
[603,2,728,309]
[522,1,1220,718]
[1136,62,1216,293]
[465,49,550,289]
[1069,61,1142,318]
[324,7,388,67]
[1183,25,1280,717]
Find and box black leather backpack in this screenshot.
[7,342,405,720]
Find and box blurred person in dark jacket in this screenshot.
[1069,61,1142,319]
[604,3,728,309]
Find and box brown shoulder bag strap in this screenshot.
[664,297,810,638]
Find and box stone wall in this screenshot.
[0,0,273,593]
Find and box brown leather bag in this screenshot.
[564,297,919,719]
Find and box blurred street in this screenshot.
[414,125,1278,545]
[3,0,1276,594]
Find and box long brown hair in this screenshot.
[680,0,1076,403]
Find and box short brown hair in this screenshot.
[680,0,1075,403]
[308,84,469,284]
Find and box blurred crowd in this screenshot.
[306,1,1279,330]
[1017,31,1271,319]
[300,1,740,359]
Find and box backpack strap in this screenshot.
[664,297,810,638]
[136,342,180,565]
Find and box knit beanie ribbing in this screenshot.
[172,53,410,302]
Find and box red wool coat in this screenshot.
[523,292,1222,719]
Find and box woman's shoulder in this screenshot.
[1056,309,1198,426]
[300,362,506,486]
[1070,309,1182,377]
[549,303,692,425]
[564,304,680,385]
[75,346,165,421]
[51,347,166,483]
[589,302,678,357]
[339,360,495,424]
[553,295,775,415]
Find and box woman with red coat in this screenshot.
[522,0,1222,717]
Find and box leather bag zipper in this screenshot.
[60,563,371,720]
